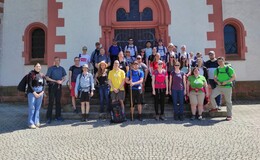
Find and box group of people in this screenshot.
[25,38,236,129]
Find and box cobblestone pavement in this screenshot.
[0,103,260,160]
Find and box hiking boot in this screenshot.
[226,116,232,121]
[138,114,144,122]
[198,115,203,120]
[85,114,89,122]
[55,117,64,122]
[179,114,184,121]
[155,115,159,121]
[46,118,52,124]
[81,114,85,122]
[159,115,166,121]
[174,114,179,121]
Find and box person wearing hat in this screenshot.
[205,51,221,110]
[95,48,111,72]
[75,64,95,122]
[95,61,110,114]
[152,60,168,121]
[109,39,122,70]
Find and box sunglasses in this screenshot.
[137,57,141,59]
[158,63,163,65]
[174,65,180,66]
[170,57,174,58]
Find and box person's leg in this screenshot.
[119,91,125,113]
[197,92,205,118]
[85,102,90,120]
[55,85,62,119]
[46,85,54,120]
[154,89,159,116]
[34,95,43,126]
[209,79,221,108]
[71,82,76,111]
[104,86,110,112]
[99,86,104,113]
[210,86,222,109]
[178,90,184,120]
[80,102,86,121]
[221,87,233,118]
[172,90,178,119]
[27,93,36,126]
[160,89,166,116]
[189,92,198,119]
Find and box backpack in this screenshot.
[177,52,189,61]
[126,45,137,53]
[156,46,167,57]
[216,65,235,87]
[17,71,35,95]
[110,101,125,123]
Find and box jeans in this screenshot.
[99,85,110,112]
[208,79,221,106]
[46,84,62,119]
[27,92,43,126]
[154,88,166,115]
[172,89,184,115]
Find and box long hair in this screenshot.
[180,56,189,69]
[97,65,107,77]
[191,67,198,76]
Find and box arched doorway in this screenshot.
[99,0,171,52]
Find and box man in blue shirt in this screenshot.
[45,57,67,123]
[126,60,144,121]
[109,39,122,69]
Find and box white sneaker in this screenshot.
[217,106,221,110]
[28,124,37,129]
[35,123,41,128]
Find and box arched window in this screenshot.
[23,22,47,64]
[142,8,153,21]
[117,8,127,21]
[224,25,237,54]
[31,28,45,58]
[223,18,247,60]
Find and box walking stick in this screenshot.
[130,69,134,121]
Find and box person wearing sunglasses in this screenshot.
[169,61,186,120]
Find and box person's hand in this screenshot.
[130,82,135,87]
[216,81,222,86]
[75,94,77,98]
[90,91,94,97]
[113,88,119,93]
[152,90,155,95]
[33,92,40,98]
[69,84,72,90]
[56,80,63,85]
[222,81,228,85]
[186,92,190,97]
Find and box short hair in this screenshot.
[54,57,60,60]
[95,42,100,46]
[74,57,79,60]
[217,56,225,61]
[191,67,199,76]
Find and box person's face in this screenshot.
[209,53,215,60]
[133,62,139,69]
[128,39,133,44]
[174,63,180,69]
[118,52,124,59]
[158,63,163,68]
[181,47,186,52]
[82,67,88,72]
[112,41,117,45]
[155,54,160,60]
[74,58,80,65]
[152,47,157,53]
[113,61,119,68]
[137,57,142,63]
[140,50,145,55]
[146,42,151,47]
[193,68,199,75]
[34,64,41,72]
[100,63,106,69]
[96,44,101,49]
[197,59,203,66]
[100,49,105,55]
[126,51,130,56]
[217,59,224,66]
[170,56,175,61]
[168,46,173,51]
[82,49,87,53]
[158,42,163,46]
[54,58,60,66]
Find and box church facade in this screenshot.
[0,0,259,100]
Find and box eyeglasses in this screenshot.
[137,58,141,59]
[170,57,174,58]
[174,65,180,66]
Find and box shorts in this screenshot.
[110,90,125,101]
[80,91,90,102]
[70,82,76,97]
[130,89,143,106]
[189,91,205,106]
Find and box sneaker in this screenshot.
[46,118,52,124]
[155,115,159,121]
[73,108,78,114]
[28,124,37,129]
[217,106,221,110]
[198,115,203,120]
[190,115,196,121]
[159,116,166,121]
[179,114,184,121]
[226,116,232,121]
[35,123,41,128]
[55,117,64,122]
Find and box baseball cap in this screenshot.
[82,46,87,50]
[82,64,88,68]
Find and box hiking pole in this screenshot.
[130,68,134,121]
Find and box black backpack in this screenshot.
[216,65,235,88]
[110,101,125,123]
[17,71,34,95]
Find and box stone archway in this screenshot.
[99,0,171,51]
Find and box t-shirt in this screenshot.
[119,60,128,73]
[124,45,137,57]
[157,46,167,57]
[144,48,152,59]
[69,65,82,82]
[148,54,155,63]
[205,60,219,80]
[109,45,121,56]
[153,70,167,89]
[95,54,111,64]
[171,71,184,91]
[214,65,235,88]
[138,63,148,74]
[108,69,125,91]
[126,69,144,90]
[188,75,206,89]
[125,56,135,65]
[150,61,166,71]
[79,54,91,66]
[46,65,67,81]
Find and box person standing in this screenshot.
[124,38,138,58]
[187,67,209,120]
[95,61,110,114]
[45,57,67,124]
[126,60,144,121]
[210,57,236,121]
[75,64,95,121]
[108,60,126,115]
[27,63,45,129]
[68,57,82,113]
[152,60,168,121]
[169,61,186,121]
[144,41,153,65]
[205,51,221,110]
[156,39,167,62]
[79,46,91,66]
[109,39,122,69]
[91,42,101,74]
[95,48,111,71]
[118,51,129,73]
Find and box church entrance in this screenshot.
[114,28,156,52]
